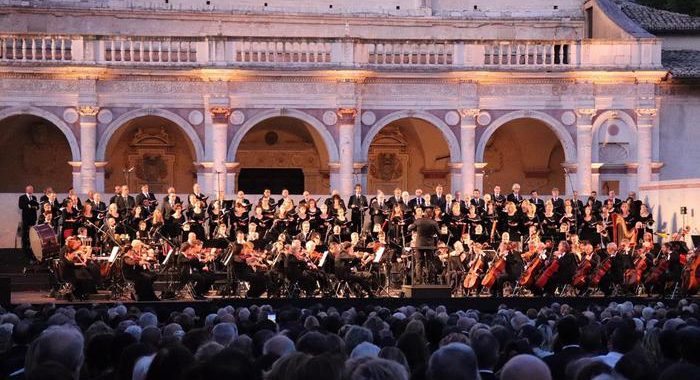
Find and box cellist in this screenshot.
[493,239,524,297]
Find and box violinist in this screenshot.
[230,241,268,298]
[62,237,97,300]
[334,241,374,297]
[123,239,159,301]
[283,240,318,296]
[178,234,214,300]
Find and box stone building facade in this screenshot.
[0,0,686,203]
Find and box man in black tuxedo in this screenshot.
[408,208,440,284]
[571,191,585,215]
[431,184,447,212]
[543,316,586,380]
[506,183,523,205]
[135,184,157,216]
[491,185,506,211]
[454,191,468,213]
[108,185,122,205]
[161,187,182,208]
[408,188,426,210]
[115,185,136,219]
[161,191,180,219]
[530,190,545,214]
[190,183,208,207]
[589,190,603,212]
[348,184,368,234]
[550,187,565,215]
[386,187,403,209]
[627,191,643,216]
[90,192,107,218]
[18,185,39,260]
[470,189,485,213]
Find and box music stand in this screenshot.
[318,251,330,268]
[691,235,700,249]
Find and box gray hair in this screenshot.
[26,326,85,379]
[427,343,479,380]
[212,322,239,346]
[263,334,296,357]
[348,358,409,380]
[344,326,374,353]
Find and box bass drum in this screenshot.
[29,224,60,262]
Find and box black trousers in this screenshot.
[21,221,36,259]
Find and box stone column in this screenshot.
[78,105,99,194]
[338,108,356,198]
[475,163,488,193]
[459,109,479,194]
[636,108,656,185]
[576,108,595,195]
[208,106,230,198]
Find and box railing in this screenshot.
[0,35,663,70]
[365,41,454,66]
[483,41,572,67]
[0,35,72,61]
[103,38,197,64]
[231,39,332,64]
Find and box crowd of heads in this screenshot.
[1,299,700,380]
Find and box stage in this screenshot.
[2,249,697,313]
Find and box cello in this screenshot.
[590,257,612,288]
[535,253,560,289]
[572,257,593,289]
[481,243,509,288]
[463,249,485,289]
[519,246,545,287]
[682,248,700,294]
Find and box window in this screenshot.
[237,168,305,194]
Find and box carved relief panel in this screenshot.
[368,126,409,193]
[127,128,176,192]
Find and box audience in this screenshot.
[0,300,699,380]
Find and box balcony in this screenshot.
[0,34,663,71]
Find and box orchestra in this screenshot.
[16,180,698,301]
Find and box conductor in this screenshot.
[408,207,440,284]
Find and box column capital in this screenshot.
[459,108,480,119]
[575,108,596,124]
[209,106,231,124]
[337,108,357,124]
[78,105,100,117]
[635,108,658,122]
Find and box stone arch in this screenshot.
[476,110,577,163]
[591,110,638,162]
[361,110,461,163]
[227,108,339,163]
[97,108,204,162]
[0,106,80,161]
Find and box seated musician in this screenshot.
[543,241,578,296]
[651,242,682,296]
[611,240,635,295]
[283,240,319,296]
[444,240,467,293]
[178,234,215,300]
[493,241,524,297]
[230,242,268,298]
[62,237,97,300]
[123,239,159,301]
[334,241,373,297]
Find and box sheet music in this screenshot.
[373,247,385,263]
[318,251,329,267]
[162,249,174,266]
[108,246,119,263]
